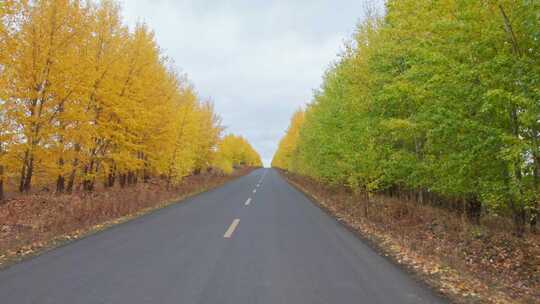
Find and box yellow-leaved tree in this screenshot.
[1,0,26,200]
[0,0,260,200]
[214,135,262,174]
[271,109,304,171]
[3,0,93,193]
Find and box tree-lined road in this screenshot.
[0,168,446,303]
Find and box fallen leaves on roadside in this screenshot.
[0,168,255,268]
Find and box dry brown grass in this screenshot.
[280,170,540,304]
[0,167,255,265]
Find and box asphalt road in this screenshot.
[0,168,447,304]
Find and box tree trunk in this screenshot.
[56,174,65,193]
[18,150,28,192]
[106,171,116,188]
[119,173,127,188]
[22,154,34,192]
[66,143,81,193]
[82,160,98,191]
[66,167,77,193]
[418,189,424,204]
[56,157,65,193]
[127,171,136,185]
[0,142,4,201]
[500,4,527,237]
[0,165,4,202]
[514,204,526,237]
[364,191,370,218]
[530,204,538,233]
[530,150,540,233]
[466,196,482,224]
[83,180,94,191]
[140,153,150,183]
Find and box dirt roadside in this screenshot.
[0,167,257,268]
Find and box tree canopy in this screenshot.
[0,0,261,199]
[272,0,540,234]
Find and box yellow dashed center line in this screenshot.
[224,219,240,238]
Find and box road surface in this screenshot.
[0,168,446,303]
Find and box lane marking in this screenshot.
[245,198,251,206]
[256,184,260,187]
[253,189,256,193]
[257,170,267,184]
[224,219,240,238]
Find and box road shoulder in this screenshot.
[276,169,522,304]
[0,168,257,270]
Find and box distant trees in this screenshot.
[271,109,304,172]
[272,0,540,235]
[214,134,262,174]
[0,0,260,198]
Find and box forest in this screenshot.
[273,0,540,235]
[0,0,261,201]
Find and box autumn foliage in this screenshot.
[0,0,261,200]
[273,0,540,235]
[214,134,262,174]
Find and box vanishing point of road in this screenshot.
[0,168,447,304]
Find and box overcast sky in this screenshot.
[120,0,382,166]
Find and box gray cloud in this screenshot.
[120,0,382,166]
